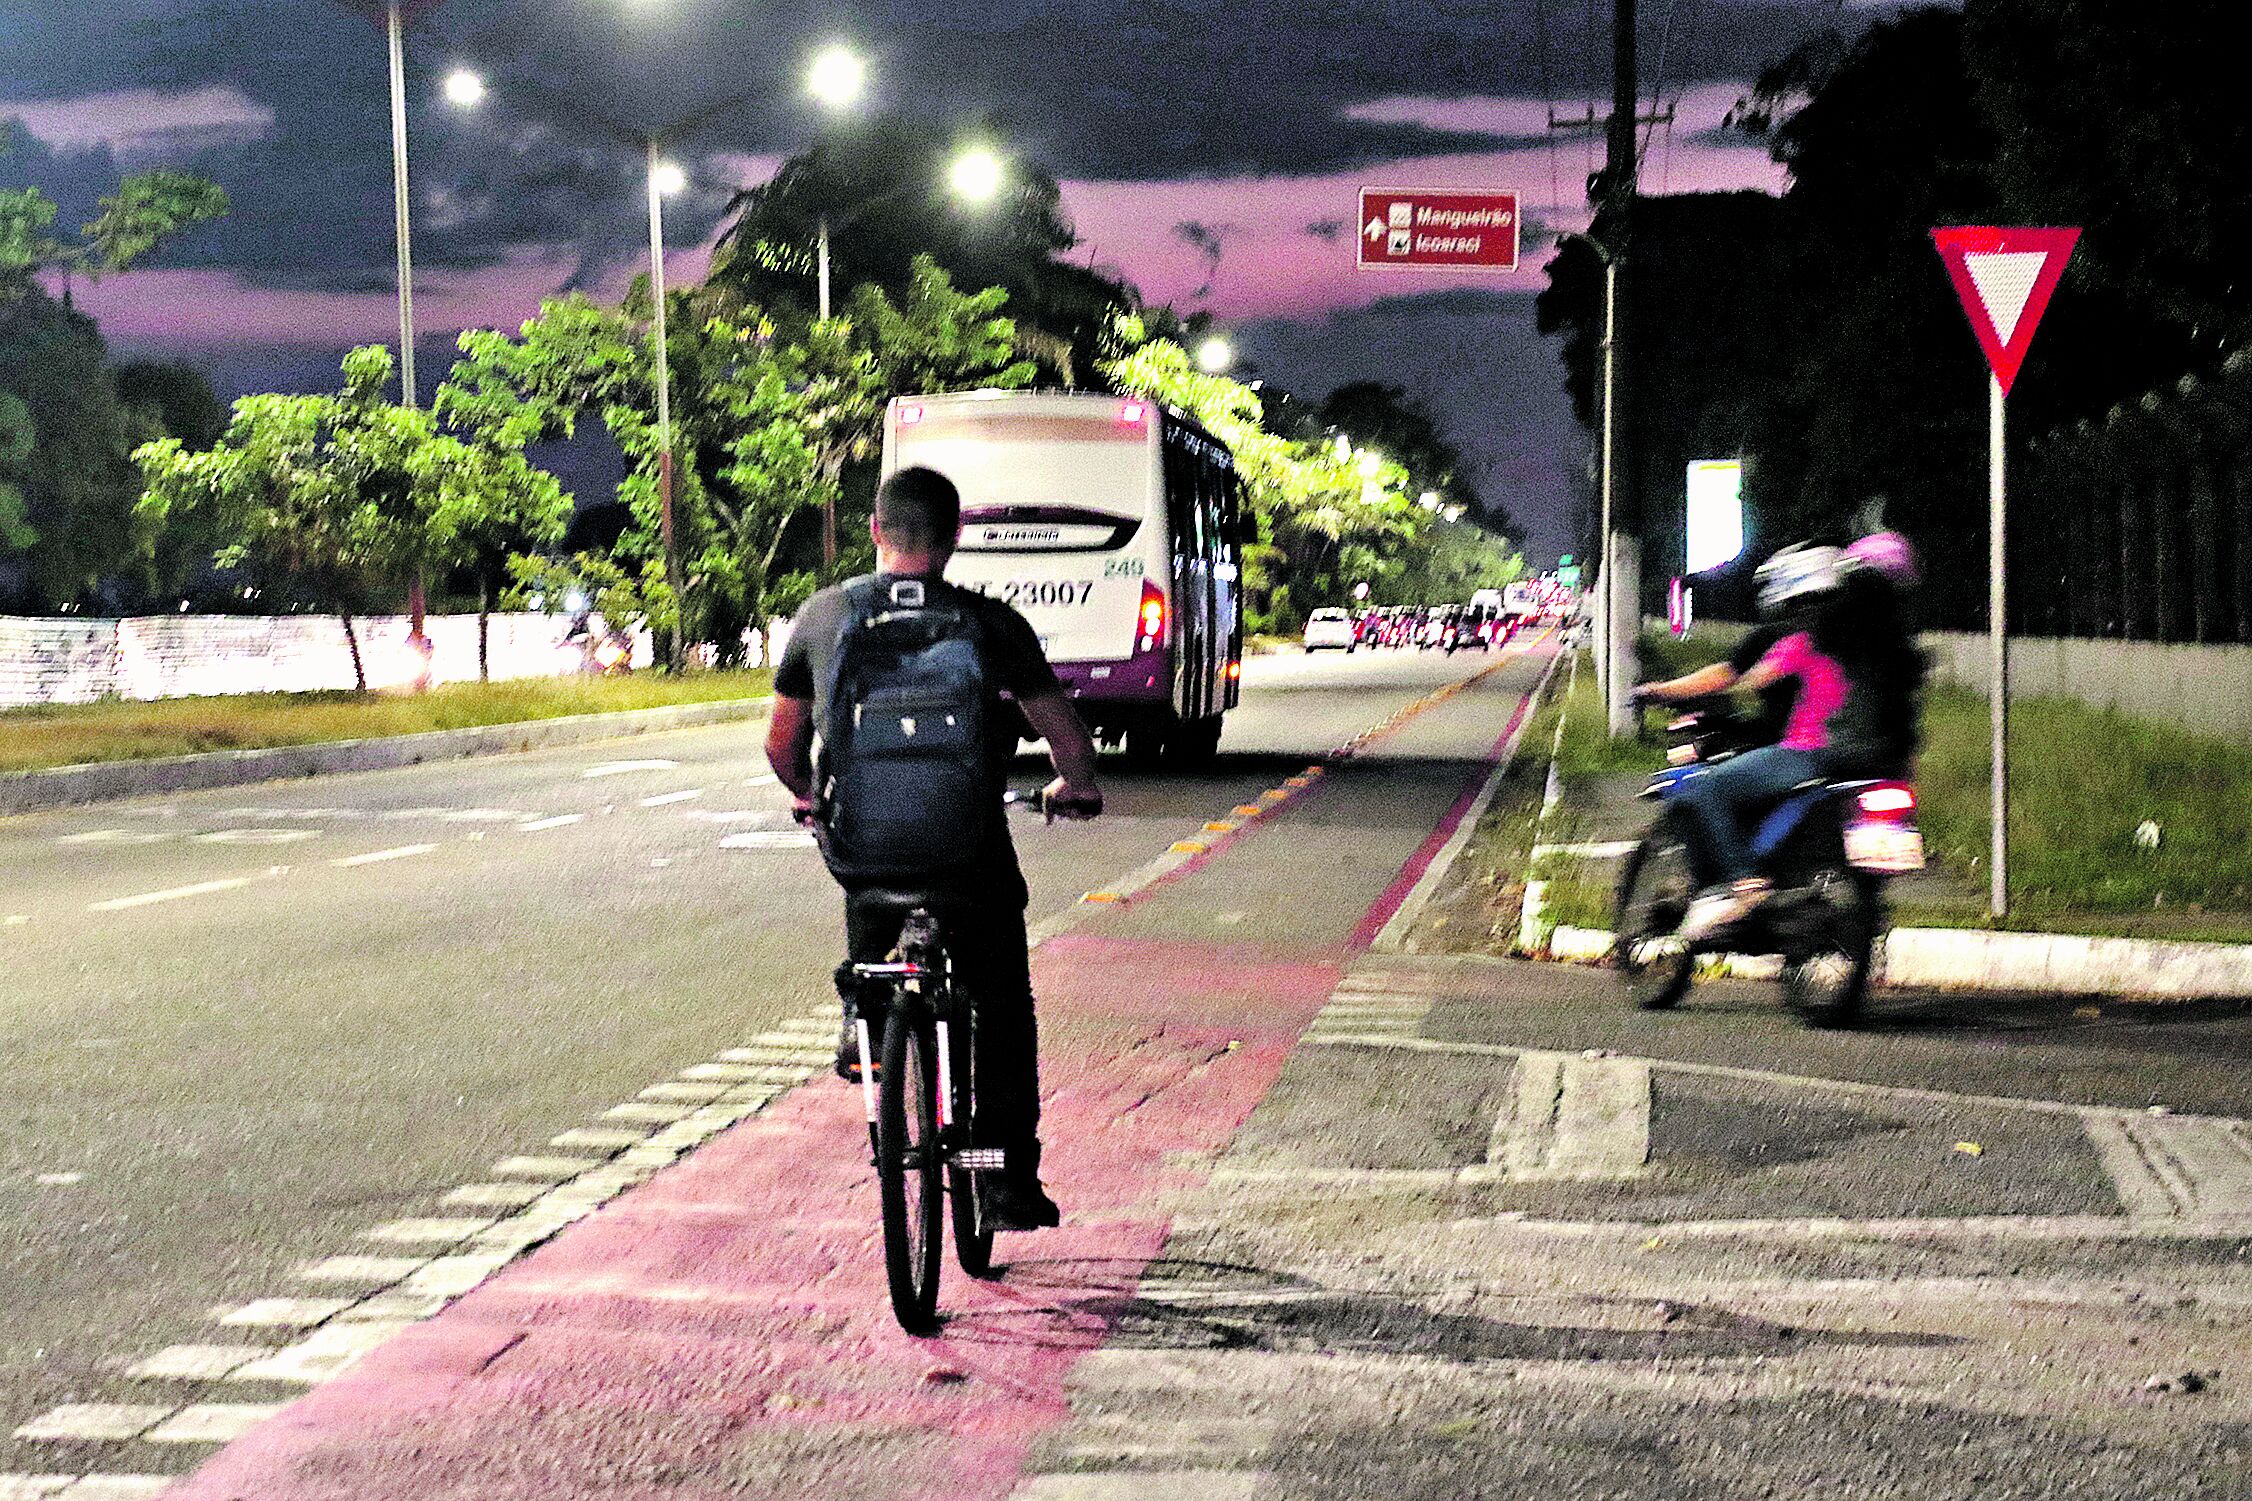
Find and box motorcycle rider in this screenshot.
[1634,537,1925,941]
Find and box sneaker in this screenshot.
[981,1173,1062,1231]
[1678,879,1771,943]
[834,1021,881,1082]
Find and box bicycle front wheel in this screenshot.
[947,1013,996,1279]
[877,1010,944,1333]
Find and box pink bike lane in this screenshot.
[162,934,1338,1501]
[162,657,1549,1501]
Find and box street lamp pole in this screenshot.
[645,139,683,670]
[382,1,431,667]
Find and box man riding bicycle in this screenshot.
[766,466,1104,1232]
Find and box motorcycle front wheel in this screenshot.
[1613,820,1698,1010]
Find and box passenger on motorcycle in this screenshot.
[1633,538,1925,942]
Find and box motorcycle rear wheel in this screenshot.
[1613,822,1698,1010]
[1781,866,1879,1028]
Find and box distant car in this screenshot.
[1303,607,1355,652]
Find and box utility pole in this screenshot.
[1600,0,1641,737]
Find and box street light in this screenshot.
[804,45,869,325]
[948,146,1005,205]
[442,68,486,108]
[1195,335,1236,374]
[805,44,867,110]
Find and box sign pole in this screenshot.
[1929,223,2079,919]
[1989,373,2008,918]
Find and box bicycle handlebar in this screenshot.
[1006,786,1104,821]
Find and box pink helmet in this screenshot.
[1843,530,1919,589]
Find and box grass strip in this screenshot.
[0,670,772,775]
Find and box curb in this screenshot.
[0,697,774,817]
[1526,920,2252,1001]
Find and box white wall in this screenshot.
[0,613,654,708]
[1925,632,2252,741]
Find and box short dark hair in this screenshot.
[874,466,961,553]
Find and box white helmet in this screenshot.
[1754,544,1844,617]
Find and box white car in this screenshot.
[1303,608,1355,652]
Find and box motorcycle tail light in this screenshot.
[1856,783,1917,820]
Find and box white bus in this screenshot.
[880,389,1244,767]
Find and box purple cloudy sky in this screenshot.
[3,0,1918,562]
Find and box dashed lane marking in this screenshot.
[10,1407,170,1443]
[123,1346,266,1382]
[192,829,321,846]
[516,814,584,831]
[86,876,258,912]
[638,789,704,807]
[329,843,438,868]
[718,831,817,850]
[581,759,677,778]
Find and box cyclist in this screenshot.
[1634,539,1925,940]
[766,466,1103,1232]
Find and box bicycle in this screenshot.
[836,787,1088,1335]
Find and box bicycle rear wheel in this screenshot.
[947,1011,996,1279]
[877,1011,944,1333]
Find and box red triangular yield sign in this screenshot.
[1930,226,2080,396]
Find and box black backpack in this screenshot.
[813,576,996,886]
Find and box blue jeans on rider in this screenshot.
[1678,745,1824,886]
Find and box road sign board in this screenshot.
[1357,189,1519,272]
[1930,226,2080,396]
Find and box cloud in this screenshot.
[0,85,275,160]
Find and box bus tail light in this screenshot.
[1226,660,1242,681]
[1116,400,1149,429]
[1138,583,1167,649]
[896,403,925,426]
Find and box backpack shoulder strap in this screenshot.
[817,577,886,723]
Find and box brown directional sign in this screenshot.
[1356,188,1519,272]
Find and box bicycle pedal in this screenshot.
[953,1148,1007,1172]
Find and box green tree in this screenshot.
[710,119,1133,385]
[4,126,227,304]
[0,391,35,558]
[136,347,569,689]
[0,290,150,608]
[442,256,1033,658]
[1099,318,1504,629]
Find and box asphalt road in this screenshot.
[6,640,2250,1499]
[0,644,1525,1480]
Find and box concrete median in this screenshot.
[0,697,773,817]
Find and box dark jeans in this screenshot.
[1676,744,1824,885]
[840,870,1040,1171]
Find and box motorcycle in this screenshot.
[1611,696,1924,1027]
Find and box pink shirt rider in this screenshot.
[1757,631,1850,753]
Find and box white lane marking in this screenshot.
[146,1403,285,1443]
[719,831,817,850]
[195,828,321,846]
[330,844,438,868]
[741,774,779,787]
[1469,1050,1651,1182]
[582,759,677,778]
[126,1345,267,1381]
[214,1297,352,1328]
[11,1404,174,1442]
[639,789,704,807]
[57,829,176,846]
[517,814,583,832]
[88,876,256,912]
[47,1476,175,1499]
[685,810,776,822]
[34,1172,84,1186]
[4,915,27,926]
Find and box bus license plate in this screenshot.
[1845,823,1925,873]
